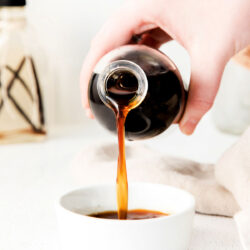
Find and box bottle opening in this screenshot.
[97,60,148,111]
[106,69,139,107]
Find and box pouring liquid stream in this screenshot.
[116,108,129,219]
[106,70,139,219]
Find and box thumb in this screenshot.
[179,53,226,135]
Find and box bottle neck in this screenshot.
[0,7,26,29]
[97,60,148,111]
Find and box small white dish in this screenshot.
[56,183,195,250]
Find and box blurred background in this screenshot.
[26,0,190,127]
[1,1,250,249]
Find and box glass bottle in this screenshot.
[0,0,46,144]
[88,45,187,140]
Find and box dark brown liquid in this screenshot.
[116,109,128,219]
[106,70,139,219]
[91,69,180,219]
[89,209,168,220]
[89,71,184,141]
[89,48,186,141]
[88,48,186,219]
[106,70,138,105]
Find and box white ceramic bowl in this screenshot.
[56,183,195,250]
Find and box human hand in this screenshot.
[80,0,250,134]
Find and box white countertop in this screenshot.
[0,112,243,250]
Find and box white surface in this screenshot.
[57,183,194,250]
[0,112,243,250]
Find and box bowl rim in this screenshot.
[56,182,195,224]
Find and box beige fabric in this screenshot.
[70,143,239,217]
[215,127,250,250]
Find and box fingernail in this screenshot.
[181,119,197,135]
